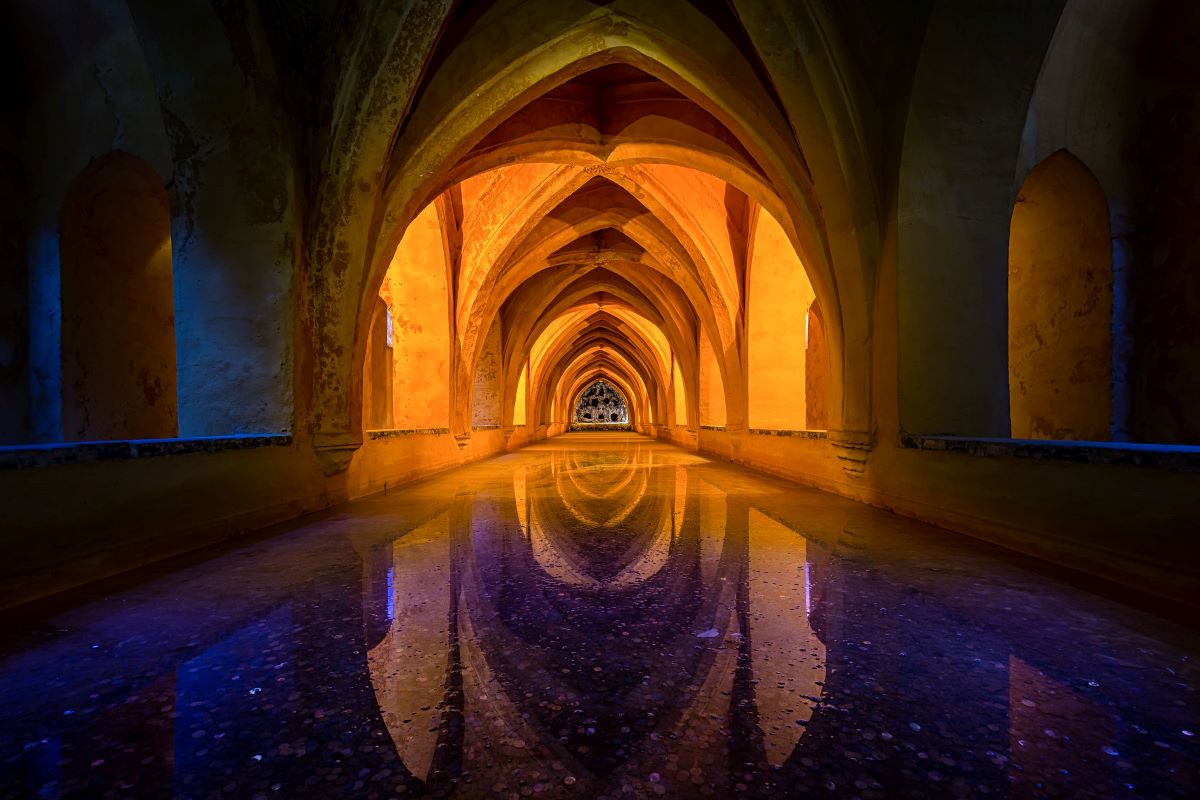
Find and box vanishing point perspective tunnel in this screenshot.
[0,2,1198,798]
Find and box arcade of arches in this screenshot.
[1,3,1199,611]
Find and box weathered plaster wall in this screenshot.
[126,0,297,436]
[1011,0,1200,445]
[1014,0,1149,441]
[684,426,1200,608]
[4,0,296,442]
[671,359,688,427]
[513,364,528,426]
[861,442,1200,606]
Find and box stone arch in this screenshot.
[60,151,177,441]
[518,298,673,428]
[310,0,877,460]
[1008,149,1112,441]
[536,332,661,429]
[898,0,1067,437]
[501,269,694,409]
[449,165,740,437]
[125,0,297,437]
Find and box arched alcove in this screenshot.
[897,0,1065,438]
[1008,149,1113,441]
[378,202,452,430]
[698,328,726,428]
[513,362,528,427]
[60,152,176,441]
[747,208,817,430]
[472,318,503,427]
[363,297,394,430]
[671,357,689,428]
[805,300,830,431]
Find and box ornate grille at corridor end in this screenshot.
[573,380,629,425]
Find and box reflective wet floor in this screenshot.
[1,434,1197,799]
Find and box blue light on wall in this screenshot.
[386,566,395,622]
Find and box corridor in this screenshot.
[1,434,1196,799]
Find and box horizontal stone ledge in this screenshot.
[900,434,1200,472]
[699,424,726,432]
[569,423,633,431]
[747,428,828,439]
[0,433,293,470]
[367,427,452,439]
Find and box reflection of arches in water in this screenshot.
[534,464,667,584]
[554,460,648,527]
[532,463,671,589]
[560,448,642,502]
[362,475,826,792]
[529,508,672,589]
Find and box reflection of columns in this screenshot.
[425,496,473,791]
[364,493,479,793]
[366,513,452,789]
[362,539,394,650]
[745,508,825,768]
[725,498,768,774]
[694,479,828,782]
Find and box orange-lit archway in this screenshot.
[306,1,880,466]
